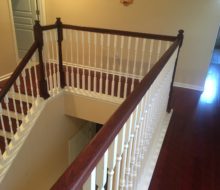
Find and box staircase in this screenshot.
[0,18,183,189]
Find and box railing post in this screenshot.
[55,18,66,88]
[34,20,50,99]
[166,30,184,112]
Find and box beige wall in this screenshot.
[0,95,86,190]
[64,93,121,124]
[0,0,17,76]
[45,0,220,89]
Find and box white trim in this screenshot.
[7,0,19,63]
[38,0,47,25]
[173,82,204,92]
[0,130,12,140]
[64,88,125,104]
[2,110,23,120]
[0,73,12,82]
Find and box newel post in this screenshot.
[166,30,184,112]
[56,18,66,88]
[34,20,50,99]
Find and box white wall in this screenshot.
[45,0,220,89]
[64,93,121,124]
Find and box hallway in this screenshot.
[149,58,220,189]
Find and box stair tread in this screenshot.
[0,115,21,133]
[0,136,11,154]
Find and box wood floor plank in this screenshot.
[149,79,220,190]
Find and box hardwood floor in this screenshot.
[149,64,220,190]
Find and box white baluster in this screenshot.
[123,37,131,98]
[133,100,146,176]
[113,126,126,190]
[148,40,154,72]
[93,33,97,92]
[119,121,133,190]
[75,30,80,89]
[63,30,69,88]
[99,34,104,94]
[96,150,108,190]
[70,30,74,88]
[119,145,128,190]
[111,35,117,96]
[21,71,30,113]
[44,32,53,92]
[27,62,35,102]
[83,168,96,190]
[42,46,50,93]
[107,136,118,190]
[81,31,85,90]
[140,39,147,77]
[33,64,40,98]
[156,40,162,61]
[88,32,91,91]
[54,30,61,89]
[129,106,140,185]
[117,36,124,98]
[4,95,13,136]
[49,30,58,91]
[105,34,111,95]
[15,79,25,117]
[0,104,9,147]
[138,94,150,164]
[131,38,139,92]
[124,116,135,188]
[11,86,20,128]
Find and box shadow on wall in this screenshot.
[214,27,220,49]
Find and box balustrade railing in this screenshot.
[0,18,183,189]
[0,42,39,157]
[49,19,183,190]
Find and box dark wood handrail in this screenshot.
[51,34,182,190]
[63,24,177,41]
[41,24,57,31]
[0,42,38,102]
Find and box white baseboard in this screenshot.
[0,73,12,82]
[173,82,204,92]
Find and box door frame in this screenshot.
[7,0,46,63]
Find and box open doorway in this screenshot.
[200,27,220,104]
[8,0,46,61]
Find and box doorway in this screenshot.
[8,0,46,61]
[200,27,220,104]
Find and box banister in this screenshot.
[34,20,50,99]
[167,30,184,112]
[41,24,57,31]
[0,42,38,101]
[51,33,182,190]
[55,18,66,88]
[63,24,177,41]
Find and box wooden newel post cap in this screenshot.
[56,17,62,25]
[178,30,184,36]
[34,20,41,28]
[178,29,184,47]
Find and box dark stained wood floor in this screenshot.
[149,64,220,190]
